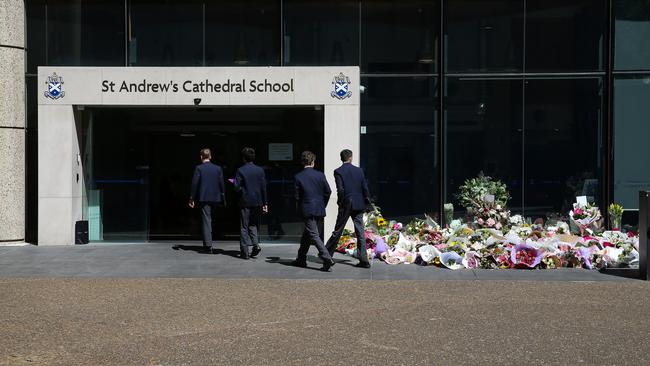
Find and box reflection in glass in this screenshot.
[283,0,358,66]
[129,0,202,66]
[360,77,439,222]
[526,0,606,72]
[25,77,39,243]
[445,78,523,215]
[205,1,280,66]
[47,0,125,66]
[614,0,650,70]
[614,76,650,208]
[445,0,523,73]
[524,78,603,217]
[362,0,439,73]
[84,107,324,243]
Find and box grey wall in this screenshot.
[0,0,25,241]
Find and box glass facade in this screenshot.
[23,1,650,241]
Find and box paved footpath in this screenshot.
[0,243,648,365]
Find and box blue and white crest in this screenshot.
[331,72,352,99]
[44,72,65,99]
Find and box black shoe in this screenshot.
[355,262,371,269]
[290,260,307,268]
[251,246,261,258]
[321,258,335,272]
[240,251,250,260]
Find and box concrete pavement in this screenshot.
[1,242,648,365]
[0,242,639,281]
[1,278,649,365]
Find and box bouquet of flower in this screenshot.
[608,203,624,230]
[569,202,602,235]
[510,243,543,269]
[472,201,510,230]
[457,174,510,212]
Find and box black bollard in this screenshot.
[639,191,649,280]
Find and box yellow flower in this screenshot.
[376,217,387,227]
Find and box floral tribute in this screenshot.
[569,202,602,235]
[334,175,640,270]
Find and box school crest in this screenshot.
[331,72,352,99]
[44,72,65,99]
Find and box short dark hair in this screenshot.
[340,149,353,162]
[242,147,255,162]
[200,148,211,159]
[301,151,316,166]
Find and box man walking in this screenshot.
[292,151,335,272]
[234,147,268,259]
[189,148,225,253]
[325,149,372,268]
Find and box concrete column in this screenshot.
[0,0,25,242]
[323,105,360,237]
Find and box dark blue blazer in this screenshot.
[234,162,268,208]
[333,163,370,211]
[294,167,331,218]
[190,162,225,203]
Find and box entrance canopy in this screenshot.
[37,66,360,245]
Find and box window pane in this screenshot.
[25,0,46,74]
[47,0,125,66]
[445,78,523,215]
[614,76,650,208]
[129,0,202,66]
[205,1,280,66]
[445,0,523,73]
[360,77,439,221]
[526,0,606,72]
[524,78,603,217]
[283,0,359,66]
[25,77,38,243]
[614,0,650,71]
[362,0,439,73]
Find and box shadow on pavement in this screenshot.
[265,256,325,271]
[599,268,642,280]
[171,245,241,258]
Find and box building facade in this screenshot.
[1,0,650,244]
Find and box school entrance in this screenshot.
[83,106,323,243]
[37,66,359,245]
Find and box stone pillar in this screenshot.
[0,0,25,242]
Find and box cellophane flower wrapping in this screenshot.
[332,200,639,270]
[569,202,602,234]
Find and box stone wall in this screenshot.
[0,0,25,241]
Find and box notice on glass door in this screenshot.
[269,143,293,161]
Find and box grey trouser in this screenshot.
[240,207,261,255]
[200,202,218,248]
[325,203,367,264]
[296,216,332,262]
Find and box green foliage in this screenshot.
[457,174,510,211]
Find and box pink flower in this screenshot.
[495,222,502,229]
[603,241,615,248]
[574,208,583,215]
[477,218,484,225]
[486,218,496,227]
